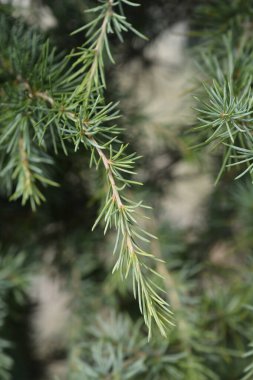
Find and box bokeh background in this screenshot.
[1,1,253,379]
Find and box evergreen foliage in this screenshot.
[1,1,253,380]
[194,1,253,183]
[0,251,31,380]
[0,1,173,338]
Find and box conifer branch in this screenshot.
[194,32,253,183]
[69,0,173,337]
[0,2,173,337]
[29,87,174,337]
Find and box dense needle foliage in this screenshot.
[0,1,173,339]
[1,0,253,379]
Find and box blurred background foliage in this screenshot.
[1,0,253,379]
